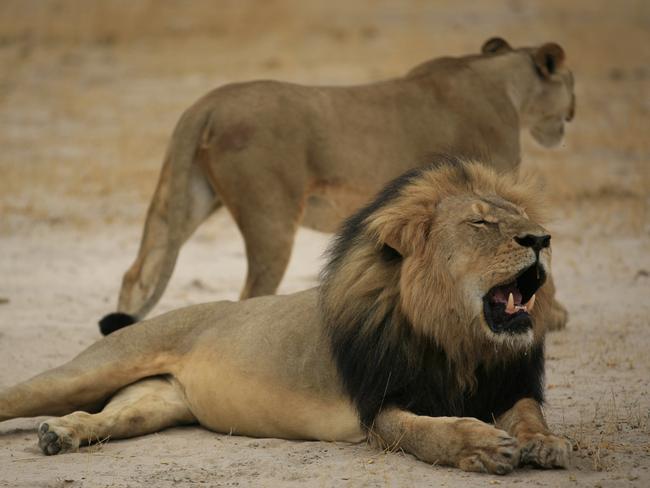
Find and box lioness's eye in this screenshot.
[470,219,489,226]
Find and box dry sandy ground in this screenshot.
[0,1,649,487]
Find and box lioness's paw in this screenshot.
[38,422,79,455]
[455,419,520,475]
[545,299,568,331]
[519,432,570,468]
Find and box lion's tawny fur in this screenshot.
[1,160,570,473]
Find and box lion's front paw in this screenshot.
[38,421,80,455]
[455,419,520,475]
[519,432,570,468]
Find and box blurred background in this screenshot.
[0,0,647,230]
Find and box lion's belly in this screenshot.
[174,349,365,443]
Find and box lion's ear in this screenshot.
[373,212,431,258]
[481,37,512,55]
[379,227,408,258]
[533,43,565,79]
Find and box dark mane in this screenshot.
[320,154,461,279]
[320,167,423,276]
[319,159,544,429]
[330,315,544,429]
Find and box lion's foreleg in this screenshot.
[37,376,195,455]
[496,398,570,468]
[371,407,519,475]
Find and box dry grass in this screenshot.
[564,390,650,472]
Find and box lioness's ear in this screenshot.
[481,37,512,55]
[533,43,565,79]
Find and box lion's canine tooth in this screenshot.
[506,292,515,314]
[525,294,536,312]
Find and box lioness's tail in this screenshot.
[1,310,199,421]
[99,103,217,335]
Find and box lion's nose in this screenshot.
[514,234,551,252]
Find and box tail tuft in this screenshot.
[99,312,137,335]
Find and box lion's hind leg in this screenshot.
[38,376,195,455]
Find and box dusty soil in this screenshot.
[0,1,649,487]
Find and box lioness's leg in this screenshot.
[543,274,569,331]
[239,220,299,299]
[496,398,570,468]
[371,407,519,475]
[110,163,220,328]
[38,376,195,455]
[233,193,303,299]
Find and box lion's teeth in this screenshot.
[525,294,536,312]
[506,292,515,314]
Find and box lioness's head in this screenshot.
[482,37,575,148]
[321,158,552,360]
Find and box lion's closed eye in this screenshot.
[468,219,497,228]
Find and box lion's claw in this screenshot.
[455,420,520,475]
[519,432,571,468]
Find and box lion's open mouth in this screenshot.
[482,263,546,334]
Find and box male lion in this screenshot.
[99,37,575,333]
[2,160,570,474]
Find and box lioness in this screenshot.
[99,37,575,333]
[2,160,570,474]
